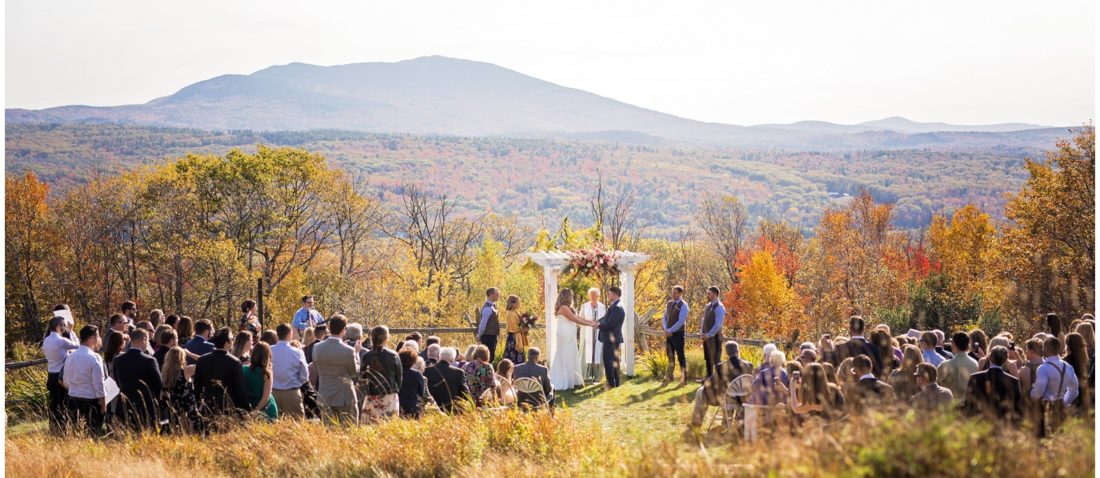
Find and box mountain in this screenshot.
[5,56,1069,148]
[856,116,1046,133]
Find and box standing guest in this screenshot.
[1017,337,1045,397]
[193,327,251,416]
[937,332,979,401]
[818,334,838,366]
[50,304,77,341]
[425,344,442,367]
[661,285,690,385]
[463,344,497,406]
[426,347,472,413]
[303,327,318,349]
[700,286,726,381]
[149,309,164,328]
[477,287,502,362]
[888,345,923,402]
[231,331,254,365]
[837,316,883,377]
[161,346,200,433]
[1073,322,1095,398]
[43,315,79,431]
[104,313,128,344]
[135,321,156,355]
[154,329,183,368]
[978,336,1020,375]
[361,325,402,422]
[871,330,898,378]
[797,348,817,369]
[1046,313,1065,342]
[152,324,173,354]
[271,324,310,419]
[579,289,606,381]
[962,345,1023,423]
[304,325,328,363]
[292,295,325,339]
[260,329,278,346]
[312,315,360,425]
[1030,336,1079,437]
[112,328,163,430]
[175,316,193,341]
[495,359,518,406]
[1062,332,1090,411]
[691,340,755,427]
[120,301,139,327]
[969,329,989,362]
[103,331,128,379]
[242,342,278,420]
[398,349,429,418]
[910,363,953,410]
[421,336,441,363]
[345,323,364,350]
[239,299,262,336]
[846,354,896,414]
[184,319,216,364]
[504,295,529,365]
[64,325,108,437]
[933,330,953,360]
[164,314,179,329]
[919,332,944,367]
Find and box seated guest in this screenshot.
[846,354,896,414]
[425,343,441,367]
[360,325,402,422]
[1031,336,1079,437]
[345,323,364,349]
[64,325,108,436]
[112,328,163,430]
[304,324,327,363]
[789,362,845,422]
[457,344,478,368]
[462,344,496,407]
[797,348,817,369]
[242,342,278,420]
[312,315,361,425]
[421,336,441,363]
[161,346,200,433]
[43,315,79,432]
[425,347,471,413]
[194,327,251,417]
[513,347,554,408]
[495,359,517,406]
[963,345,1023,423]
[398,348,429,418]
[888,345,923,402]
[910,363,953,410]
[184,319,216,364]
[750,350,789,405]
[691,340,755,427]
[937,332,978,401]
[231,331,253,365]
[271,324,310,419]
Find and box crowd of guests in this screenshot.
[42,296,556,437]
[691,314,1094,438]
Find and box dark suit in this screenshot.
[513,360,554,406]
[848,377,896,414]
[838,337,883,377]
[962,366,1023,423]
[424,360,470,413]
[112,348,163,429]
[598,299,625,387]
[184,335,215,364]
[193,349,250,415]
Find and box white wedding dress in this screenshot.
[549,313,585,390]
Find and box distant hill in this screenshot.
[5,56,1070,149]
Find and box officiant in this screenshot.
[580,287,606,382]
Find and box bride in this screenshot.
[549,288,597,390]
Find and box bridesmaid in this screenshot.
[502,295,527,364]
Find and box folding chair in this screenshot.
[513,377,548,411]
[705,373,754,431]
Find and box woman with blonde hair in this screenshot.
[888,344,923,401]
[161,346,199,432]
[549,288,596,390]
[495,359,518,406]
[302,326,317,348]
[502,295,527,364]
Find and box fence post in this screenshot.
[257,278,264,329]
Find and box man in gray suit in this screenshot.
[311,315,361,425]
[512,347,554,407]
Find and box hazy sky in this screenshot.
[5,0,1095,125]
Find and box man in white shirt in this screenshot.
[1030,336,1079,437]
[63,325,108,437]
[271,323,310,418]
[43,315,79,431]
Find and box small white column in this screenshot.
[543,266,561,367]
[620,264,638,376]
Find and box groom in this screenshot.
[597,286,626,388]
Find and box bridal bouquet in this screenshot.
[519,312,538,331]
[563,246,621,277]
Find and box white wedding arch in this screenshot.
[524,250,650,377]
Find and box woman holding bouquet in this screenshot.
[502,295,527,364]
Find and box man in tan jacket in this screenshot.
[311,315,361,425]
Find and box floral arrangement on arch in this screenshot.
[563,246,621,277]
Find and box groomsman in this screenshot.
[662,285,689,385]
[477,287,501,362]
[700,286,726,382]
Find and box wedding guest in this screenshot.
[910,363,953,410]
[420,336,441,363]
[312,315,360,425]
[161,346,200,433]
[64,325,108,437]
[463,344,496,406]
[1032,336,1079,437]
[50,304,77,341]
[818,335,838,366]
[425,343,441,367]
[978,336,1020,375]
[888,345,923,402]
[495,359,517,406]
[750,350,788,405]
[700,286,726,381]
[477,287,502,362]
[194,327,250,416]
[1073,322,1094,399]
[104,313,128,344]
[345,323,364,349]
[260,329,278,346]
[242,342,278,420]
[112,328,163,430]
[184,319,215,364]
[292,295,325,339]
[425,347,471,413]
[919,331,944,367]
[360,325,402,422]
[937,332,978,401]
[398,349,429,418]
[458,344,478,368]
[513,347,554,409]
[503,295,527,365]
[797,348,817,369]
[691,340,754,427]
[789,362,844,422]
[149,309,164,328]
[119,300,138,327]
[135,320,156,355]
[103,331,128,379]
[846,354,896,414]
[1063,332,1090,411]
[969,329,989,362]
[271,323,310,419]
[1017,338,1045,398]
[962,345,1022,423]
[43,315,79,431]
[152,324,173,354]
[304,324,328,363]
[164,314,179,329]
[661,285,690,385]
[231,330,253,365]
[836,316,883,377]
[175,316,194,342]
[239,299,261,336]
[1046,313,1065,342]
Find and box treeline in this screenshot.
[5,128,1093,347]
